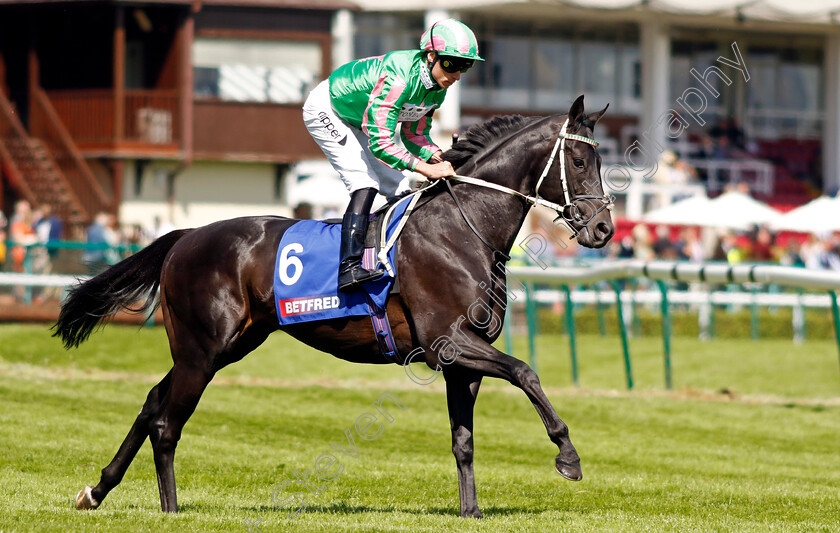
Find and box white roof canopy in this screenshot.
[771,196,840,234]
[643,191,781,229]
[355,0,840,26]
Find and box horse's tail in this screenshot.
[53,229,192,349]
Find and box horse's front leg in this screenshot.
[443,367,483,518]
[451,341,583,481]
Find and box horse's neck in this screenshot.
[448,126,553,257]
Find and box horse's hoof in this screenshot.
[75,486,99,510]
[555,460,583,481]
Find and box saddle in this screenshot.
[273,189,427,361]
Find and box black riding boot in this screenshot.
[338,188,384,292]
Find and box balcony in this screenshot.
[45,89,182,158]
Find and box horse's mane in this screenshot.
[443,115,545,169]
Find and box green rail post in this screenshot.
[525,283,538,373]
[830,291,840,377]
[22,248,33,304]
[750,285,759,341]
[656,280,673,390]
[563,285,579,387]
[595,284,606,337]
[631,284,641,337]
[611,281,634,390]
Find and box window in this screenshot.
[534,40,575,111]
[463,27,639,114]
[353,13,424,60]
[745,46,823,138]
[671,43,726,126]
[618,46,641,114]
[193,38,321,103]
[353,15,641,115]
[489,37,531,108]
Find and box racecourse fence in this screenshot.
[505,261,840,390]
[2,249,839,391]
[1,240,140,286]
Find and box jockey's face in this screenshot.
[427,52,461,89]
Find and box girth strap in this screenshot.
[361,247,402,363]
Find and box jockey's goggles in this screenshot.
[438,55,474,74]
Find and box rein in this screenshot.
[444,180,511,262]
[447,118,614,241]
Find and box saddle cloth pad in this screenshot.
[273,199,410,325]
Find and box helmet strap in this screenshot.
[426,52,438,70]
[424,52,441,89]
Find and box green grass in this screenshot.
[1,324,839,532]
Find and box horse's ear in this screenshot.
[567,95,585,129]
[588,103,609,126]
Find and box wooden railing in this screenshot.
[46,89,180,146]
[0,91,38,205]
[30,89,112,219]
[125,90,180,145]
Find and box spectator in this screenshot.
[152,215,176,240]
[679,228,705,262]
[712,231,743,264]
[293,202,313,220]
[779,239,804,268]
[632,224,655,261]
[750,227,775,262]
[122,223,152,253]
[652,225,676,259]
[10,200,38,273]
[826,234,840,271]
[710,117,746,151]
[652,150,697,208]
[83,212,118,275]
[801,234,830,270]
[691,134,716,160]
[613,235,635,259]
[10,200,38,301]
[34,204,63,257]
[713,135,732,160]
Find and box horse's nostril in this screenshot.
[596,222,612,238]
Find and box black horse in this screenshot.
[55,95,614,518]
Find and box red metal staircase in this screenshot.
[0,89,112,227]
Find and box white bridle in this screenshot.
[449,117,614,236]
[377,119,614,273]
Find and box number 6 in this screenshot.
[279,243,304,285]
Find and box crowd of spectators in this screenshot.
[646,118,763,210]
[0,203,178,293]
[601,223,840,271]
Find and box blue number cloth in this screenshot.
[273,199,409,325]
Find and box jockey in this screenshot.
[302,18,483,292]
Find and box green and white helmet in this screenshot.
[419,19,484,61]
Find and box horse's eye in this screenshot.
[573,158,585,169]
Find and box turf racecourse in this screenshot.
[1,324,839,532]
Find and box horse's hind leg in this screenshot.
[444,367,483,518]
[147,315,273,512]
[148,361,213,512]
[76,370,172,510]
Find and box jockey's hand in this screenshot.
[415,159,455,180]
[428,151,444,164]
